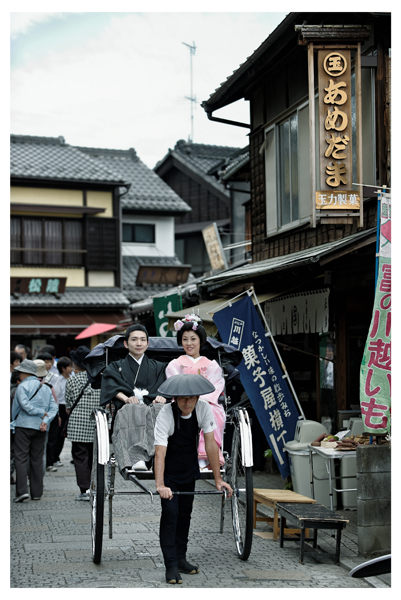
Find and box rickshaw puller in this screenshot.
[154,374,233,584]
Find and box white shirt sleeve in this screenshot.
[196,399,216,434]
[154,404,175,447]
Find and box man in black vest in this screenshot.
[154,374,233,584]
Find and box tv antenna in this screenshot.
[182,41,196,142]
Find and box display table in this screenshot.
[253,489,316,540]
[276,502,349,565]
[308,445,356,511]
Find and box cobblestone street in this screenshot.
[10,440,390,589]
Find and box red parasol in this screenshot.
[75,323,118,340]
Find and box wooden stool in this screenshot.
[253,489,316,540]
[276,502,349,565]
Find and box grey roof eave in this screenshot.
[202,12,299,112]
[201,228,376,286]
[10,174,127,187]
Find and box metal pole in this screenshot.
[375,187,383,289]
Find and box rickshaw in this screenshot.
[82,335,254,565]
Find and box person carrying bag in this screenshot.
[65,346,101,501]
[11,359,58,502]
[62,379,90,438]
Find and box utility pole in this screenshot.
[182,41,196,142]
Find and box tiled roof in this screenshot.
[10,135,125,184]
[78,146,191,214]
[169,139,242,175]
[10,288,130,308]
[122,255,194,302]
[218,148,250,180]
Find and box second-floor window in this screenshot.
[278,113,299,226]
[10,217,83,266]
[122,223,155,244]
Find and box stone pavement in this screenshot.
[10,440,391,588]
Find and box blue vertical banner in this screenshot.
[213,294,299,478]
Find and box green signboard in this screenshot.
[153,294,182,337]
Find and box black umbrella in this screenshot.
[158,374,216,397]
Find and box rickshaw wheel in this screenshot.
[230,419,253,560]
[90,431,105,564]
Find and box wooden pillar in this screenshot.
[308,42,316,228]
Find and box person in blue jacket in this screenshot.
[11,359,58,502]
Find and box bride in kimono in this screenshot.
[166,315,225,468]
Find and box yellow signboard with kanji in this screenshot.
[315,190,360,210]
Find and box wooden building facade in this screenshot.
[201,12,391,431]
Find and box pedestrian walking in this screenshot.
[37,352,61,471]
[53,356,73,466]
[11,359,58,502]
[65,346,101,501]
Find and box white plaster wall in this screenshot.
[122,215,175,257]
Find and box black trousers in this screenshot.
[54,404,68,462]
[159,478,195,568]
[71,441,93,493]
[14,427,46,498]
[46,414,59,467]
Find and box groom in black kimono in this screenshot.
[100,324,167,410]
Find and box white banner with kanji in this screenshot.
[359,193,391,434]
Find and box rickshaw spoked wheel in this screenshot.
[90,431,105,564]
[230,418,253,560]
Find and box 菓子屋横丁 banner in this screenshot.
[213,294,299,478]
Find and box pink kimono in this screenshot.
[165,355,226,465]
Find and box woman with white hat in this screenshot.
[11,359,58,502]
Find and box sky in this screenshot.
[10,4,291,169]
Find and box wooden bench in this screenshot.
[276,502,349,565]
[253,489,316,540]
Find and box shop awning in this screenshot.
[165,291,290,336]
[10,311,128,336]
[200,228,376,287]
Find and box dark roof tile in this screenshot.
[10,135,125,184]
[172,140,242,175]
[10,288,130,308]
[78,147,191,213]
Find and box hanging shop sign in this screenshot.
[359,194,391,434]
[202,222,228,271]
[314,48,362,224]
[213,294,299,479]
[317,50,356,203]
[264,289,330,336]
